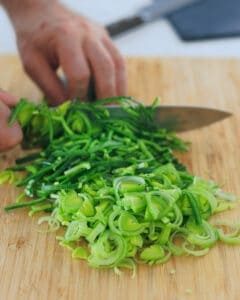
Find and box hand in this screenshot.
[0,90,22,151]
[5,1,127,105]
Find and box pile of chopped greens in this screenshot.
[1,96,239,274]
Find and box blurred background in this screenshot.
[0,0,240,57]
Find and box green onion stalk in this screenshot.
[0,96,239,274]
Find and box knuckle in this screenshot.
[107,57,115,69]
[101,36,125,69]
[101,55,114,71]
[55,20,74,35]
[114,54,125,70]
[101,33,111,44]
[85,35,96,47]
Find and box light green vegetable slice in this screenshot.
[1,96,238,274]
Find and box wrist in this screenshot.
[2,0,60,30]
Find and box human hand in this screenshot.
[4,1,127,105]
[0,90,22,151]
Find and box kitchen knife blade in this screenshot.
[106,105,232,132]
[106,0,200,37]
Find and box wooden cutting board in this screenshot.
[1,55,240,300]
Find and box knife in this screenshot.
[106,105,232,132]
[106,0,200,37]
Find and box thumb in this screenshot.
[0,94,23,151]
[0,89,19,107]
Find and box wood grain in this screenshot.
[1,55,240,300]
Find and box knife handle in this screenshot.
[106,16,143,37]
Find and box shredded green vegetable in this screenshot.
[1,96,239,274]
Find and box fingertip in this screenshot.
[45,90,67,106]
[0,123,23,151]
[66,82,87,101]
[21,50,67,107]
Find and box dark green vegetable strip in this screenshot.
[0,96,238,275]
[185,191,202,225]
[4,198,46,211]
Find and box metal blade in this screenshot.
[139,0,199,22]
[154,105,232,131]
[107,105,232,132]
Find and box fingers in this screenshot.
[21,49,66,105]
[57,39,90,100]
[18,18,127,103]
[102,37,127,96]
[84,38,116,99]
[0,90,18,107]
[0,100,22,151]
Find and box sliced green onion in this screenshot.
[1,96,238,273]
